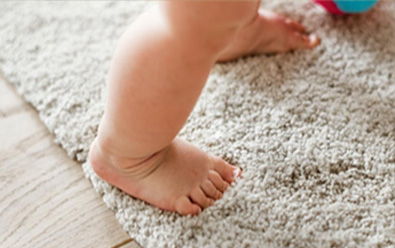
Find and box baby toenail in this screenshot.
[309,34,318,44]
[232,168,241,179]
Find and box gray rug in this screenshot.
[1,1,394,247]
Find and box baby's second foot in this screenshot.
[219,9,320,61]
[253,9,320,54]
[89,138,239,216]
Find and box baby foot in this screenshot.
[89,138,239,215]
[253,10,320,54]
[218,9,320,61]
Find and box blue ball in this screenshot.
[333,0,378,13]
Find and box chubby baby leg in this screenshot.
[89,0,319,216]
[89,1,256,215]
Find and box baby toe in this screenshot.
[307,34,320,48]
[201,180,223,200]
[212,156,239,183]
[288,32,320,50]
[190,187,214,208]
[174,196,201,216]
[285,18,306,33]
[208,170,229,193]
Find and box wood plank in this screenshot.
[0,74,142,248]
[117,239,143,248]
[0,76,28,119]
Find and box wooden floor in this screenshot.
[0,74,141,248]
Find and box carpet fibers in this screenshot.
[1,1,394,247]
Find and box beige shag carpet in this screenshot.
[1,1,394,247]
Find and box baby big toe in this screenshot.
[288,32,320,50]
[212,156,239,183]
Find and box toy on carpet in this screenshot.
[314,0,378,14]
